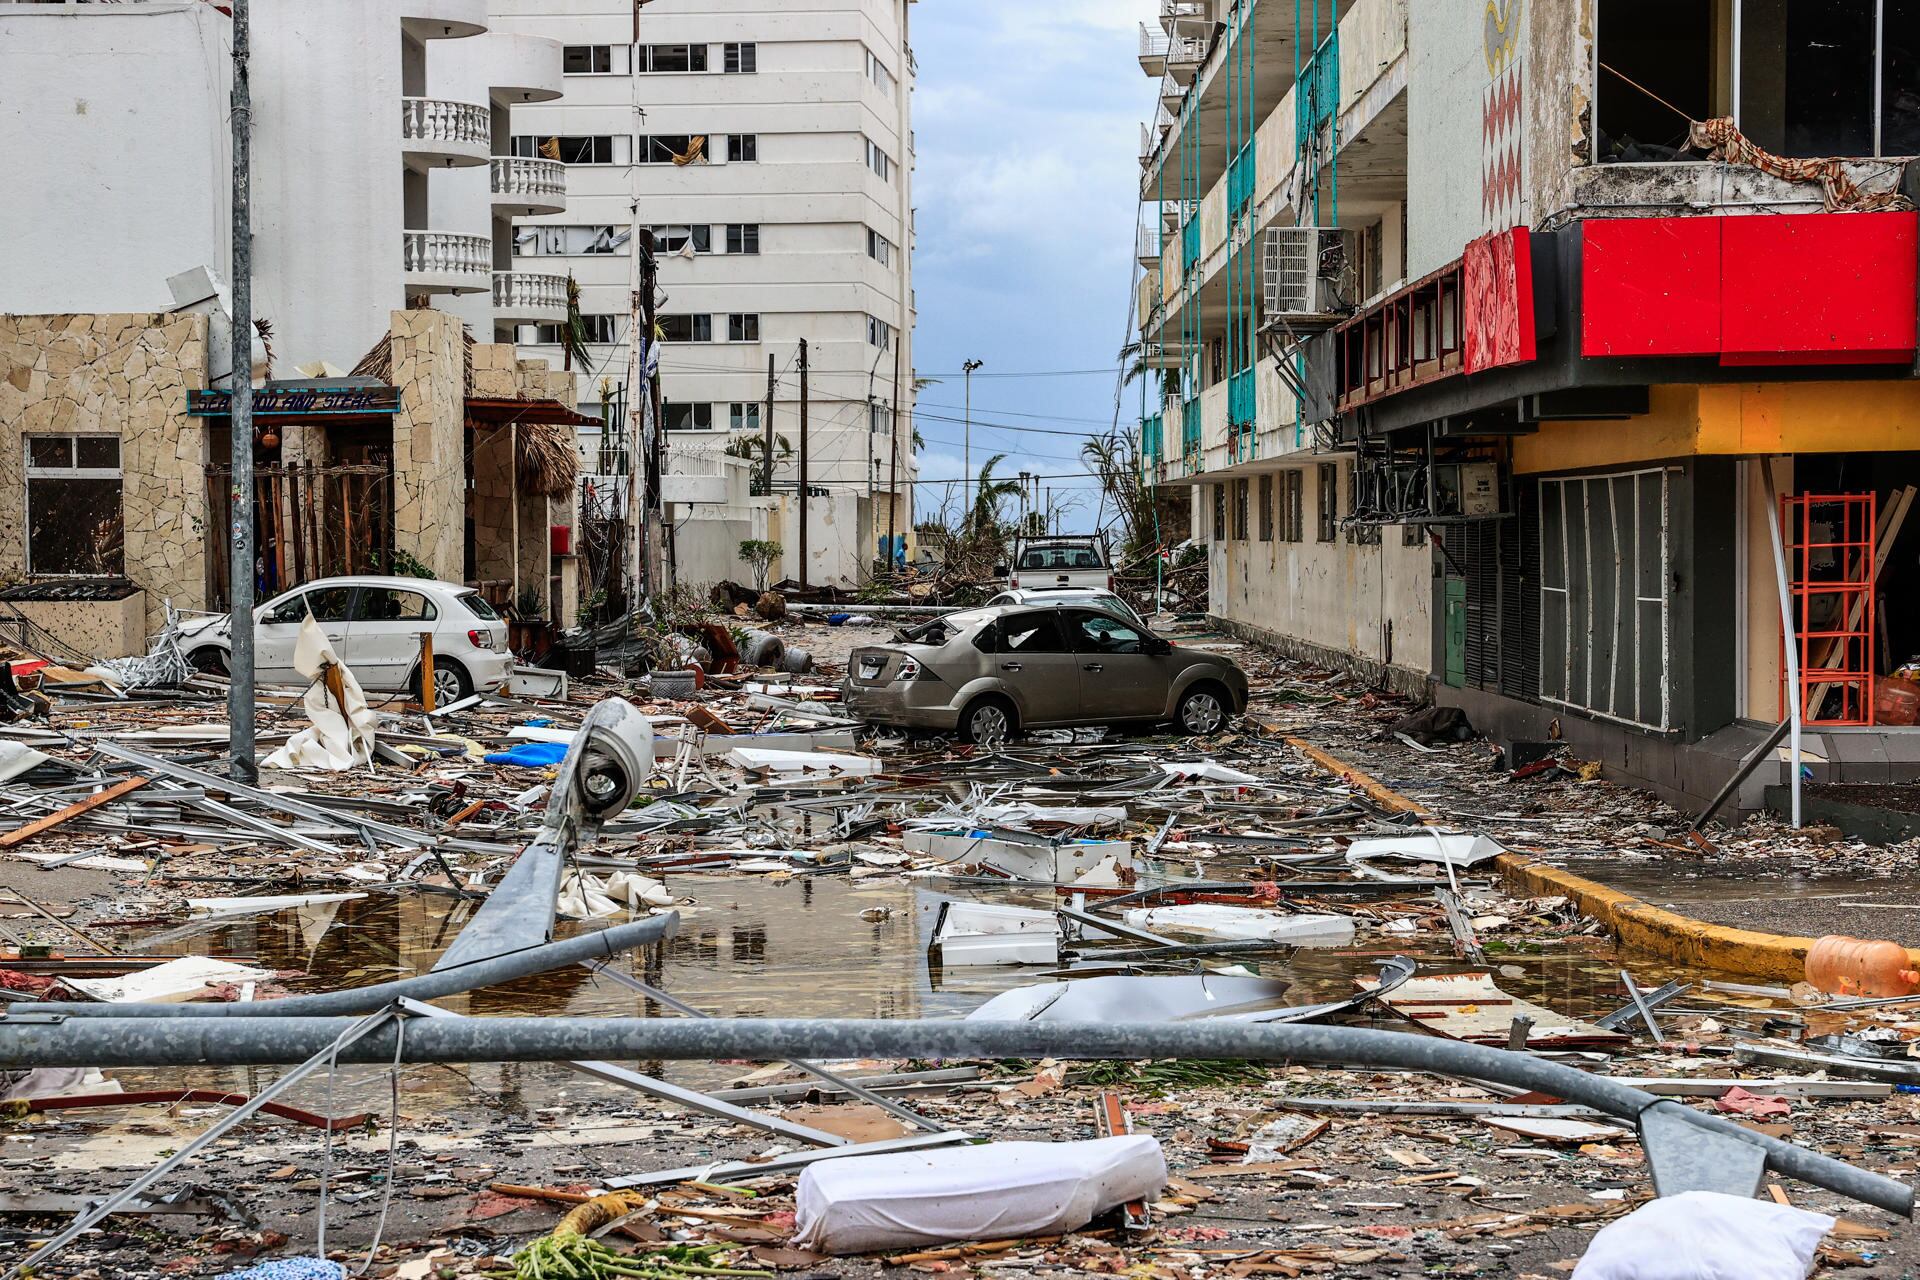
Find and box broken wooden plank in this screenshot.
[0,777,149,849]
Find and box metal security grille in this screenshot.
[1539,469,1672,731]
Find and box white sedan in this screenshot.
[178,575,512,703]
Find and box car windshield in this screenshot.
[1019,545,1103,570]
[456,592,500,621]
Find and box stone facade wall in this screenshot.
[0,312,209,637]
[389,309,465,582]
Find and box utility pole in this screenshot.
[962,358,983,536]
[227,0,257,784]
[797,339,810,589]
[762,353,775,497]
[625,223,656,619]
[887,336,901,569]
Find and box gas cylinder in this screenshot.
[1804,935,1920,998]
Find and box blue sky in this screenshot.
[908,0,1159,533]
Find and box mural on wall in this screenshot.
[1482,0,1526,231]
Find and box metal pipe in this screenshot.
[0,1016,1906,1215]
[1761,457,1803,827]
[23,914,679,1019]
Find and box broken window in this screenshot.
[1595,0,1718,161]
[1259,474,1275,542]
[1316,464,1338,542]
[1539,467,1672,730]
[1212,484,1227,541]
[25,434,122,577]
[998,611,1069,653]
[1233,478,1250,540]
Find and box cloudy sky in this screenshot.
[908,0,1159,533]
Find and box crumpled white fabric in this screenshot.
[794,1136,1167,1255]
[1572,1191,1834,1280]
[557,870,675,919]
[263,616,379,771]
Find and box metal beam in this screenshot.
[0,1016,1906,1215]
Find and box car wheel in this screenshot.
[960,697,1016,747]
[187,647,229,677]
[423,657,473,706]
[1175,685,1229,736]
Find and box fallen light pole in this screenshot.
[0,1015,1908,1216]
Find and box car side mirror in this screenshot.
[1143,636,1172,656]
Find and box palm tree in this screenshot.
[969,453,1023,538]
[559,273,596,374]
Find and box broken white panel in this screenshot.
[793,1135,1167,1254]
[187,892,368,917]
[971,803,1128,827]
[65,956,275,1004]
[1479,1115,1629,1144]
[558,870,674,919]
[967,973,1294,1023]
[0,1068,116,1102]
[261,616,379,771]
[932,901,1061,967]
[1570,1191,1832,1280]
[914,834,1134,884]
[1159,761,1262,785]
[1122,904,1355,946]
[3,849,149,873]
[508,666,568,698]
[1346,831,1505,878]
[700,729,859,756]
[724,747,881,776]
[0,742,52,781]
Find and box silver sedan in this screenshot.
[842,603,1248,744]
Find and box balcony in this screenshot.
[403,230,491,295]
[1161,0,1211,38]
[490,157,566,216]
[400,0,487,41]
[492,271,567,324]
[1159,73,1185,114]
[662,446,731,507]
[1136,222,1163,266]
[401,97,490,170]
[1165,34,1205,84]
[1139,23,1169,76]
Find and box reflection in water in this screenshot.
[100,856,1750,1111]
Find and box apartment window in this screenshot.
[1282,470,1305,542]
[649,224,711,254]
[663,402,714,432]
[870,403,890,434]
[1540,468,1673,730]
[1212,484,1227,541]
[865,138,892,181]
[1232,479,1250,541]
[727,133,758,163]
[563,45,630,75]
[26,435,122,577]
[1316,464,1337,542]
[514,225,626,256]
[866,228,893,265]
[866,316,893,349]
[512,135,632,165]
[728,313,761,342]
[658,314,713,343]
[640,134,707,165]
[729,403,761,433]
[1258,474,1275,542]
[521,315,619,345]
[1595,0,1920,160]
[640,44,707,73]
[723,42,757,73]
[726,224,760,255]
[865,48,896,97]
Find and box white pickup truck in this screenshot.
[1005,536,1113,592]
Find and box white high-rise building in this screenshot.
[486,0,918,587]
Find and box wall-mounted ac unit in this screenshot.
[1260,226,1353,331]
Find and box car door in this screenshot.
[345,586,439,690]
[993,609,1084,727]
[254,584,353,685]
[1064,608,1168,721]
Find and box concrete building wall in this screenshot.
[0,312,210,637]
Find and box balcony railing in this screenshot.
[1136,222,1162,264]
[1139,23,1170,62]
[490,156,566,204]
[401,97,488,149]
[1166,33,1204,67]
[492,270,567,313]
[403,230,490,278]
[1227,144,1256,215]
[1296,32,1339,147]
[1228,368,1256,427]
[1181,218,1201,271]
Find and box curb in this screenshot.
[1274,729,1845,983]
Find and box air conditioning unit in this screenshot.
[1260,226,1353,331]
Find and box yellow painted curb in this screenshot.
[1269,725,1900,983]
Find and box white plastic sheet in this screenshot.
[262,617,379,771]
[793,1136,1167,1254]
[1571,1191,1832,1280]
[64,956,274,1004]
[557,870,675,919]
[1123,904,1355,946]
[723,747,881,776]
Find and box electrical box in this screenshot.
[1432,462,1503,519]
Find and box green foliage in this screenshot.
[736,539,783,592]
